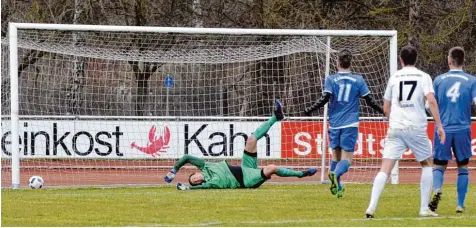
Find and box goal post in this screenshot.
[4,22,398,189]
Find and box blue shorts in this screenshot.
[433,128,472,162]
[329,127,358,152]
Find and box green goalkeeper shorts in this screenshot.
[241,151,268,188]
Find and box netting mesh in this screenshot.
[1,29,395,188]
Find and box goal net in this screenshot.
[2,24,398,188]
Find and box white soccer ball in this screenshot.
[28,176,44,189]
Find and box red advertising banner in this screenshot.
[281,121,476,159]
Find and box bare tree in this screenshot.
[67,0,85,115]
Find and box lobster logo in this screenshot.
[130,125,171,157]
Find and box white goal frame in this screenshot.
[7,22,398,189]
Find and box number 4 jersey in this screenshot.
[434,70,476,133]
[384,66,434,129]
[324,72,370,129]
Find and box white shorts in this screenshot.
[383,128,432,162]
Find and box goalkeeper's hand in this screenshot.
[164,168,177,183]
[177,183,190,191]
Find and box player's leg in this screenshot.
[328,129,342,195]
[453,129,471,213]
[263,164,317,178]
[429,131,452,212]
[330,148,341,173]
[249,99,284,142]
[405,129,437,217]
[243,99,284,169]
[241,164,317,189]
[333,127,358,198]
[366,158,398,218]
[366,129,405,218]
[456,161,469,213]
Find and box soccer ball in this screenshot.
[28,176,44,189]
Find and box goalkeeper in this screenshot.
[165,100,317,190]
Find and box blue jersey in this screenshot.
[324,72,370,128]
[433,70,476,133]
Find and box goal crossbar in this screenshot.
[10,23,397,36]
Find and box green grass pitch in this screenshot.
[2,184,475,226]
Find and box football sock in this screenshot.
[457,168,469,207]
[432,167,445,192]
[368,172,387,211]
[334,160,350,190]
[276,168,303,177]
[420,167,433,212]
[330,160,338,172]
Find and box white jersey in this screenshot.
[384,66,434,129]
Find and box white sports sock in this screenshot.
[420,167,433,212]
[368,172,388,213]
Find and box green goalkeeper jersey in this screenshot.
[173,155,241,189]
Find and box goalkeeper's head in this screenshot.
[337,49,352,70]
[189,172,205,186]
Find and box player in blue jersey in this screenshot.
[429,47,475,213]
[305,49,384,198]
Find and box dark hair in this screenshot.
[189,173,199,186]
[449,46,465,66]
[399,45,418,66]
[338,49,352,69]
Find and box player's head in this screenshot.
[448,46,465,68]
[399,45,418,66]
[337,49,352,70]
[188,172,205,186]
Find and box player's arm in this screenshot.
[423,75,445,143]
[383,99,391,119]
[426,78,439,117]
[383,79,392,119]
[426,93,444,143]
[173,154,205,170]
[177,180,219,190]
[362,94,384,115]
[176,182,213,190]
[360,79,385,116]
[305,78,333,116]
[189,182,213,190]
[471,78,476,105]
[165,155,206,183]
[304,92,331,116]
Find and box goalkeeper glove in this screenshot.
[164,168,177,183]
[177,183,190,191]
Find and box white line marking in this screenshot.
[2,187,325,198]
[190,215,476,226]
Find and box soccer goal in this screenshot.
[2,23,398,189]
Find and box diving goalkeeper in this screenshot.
[164,100,317,190]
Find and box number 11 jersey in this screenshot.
[384,66,434,129]
[324,72,370,129]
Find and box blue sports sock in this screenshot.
[330,160,338,172]
[334,160,350,190]
[432,167,445,192]
[457,168,469,207]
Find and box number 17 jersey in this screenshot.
[384,66,434,129]
[433,70,476,133]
